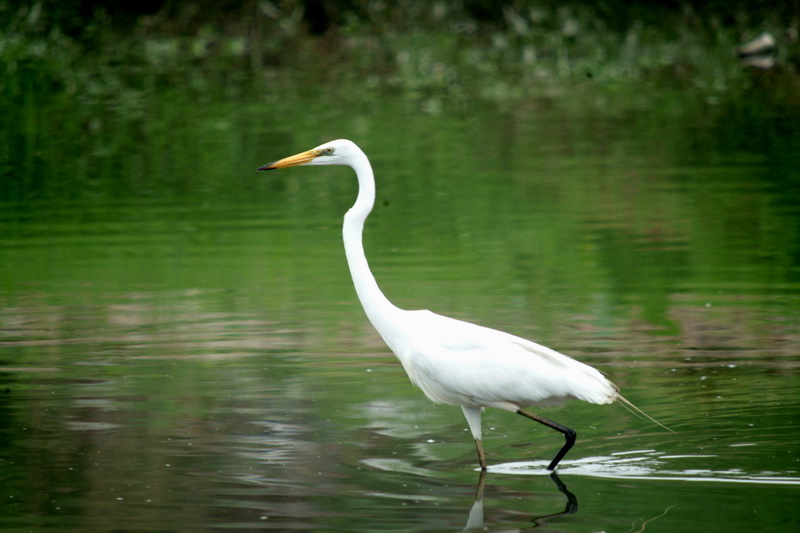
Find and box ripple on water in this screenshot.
[487,449,800,485]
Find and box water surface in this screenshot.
[2,83,799,531]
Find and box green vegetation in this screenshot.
[2,1,798,104]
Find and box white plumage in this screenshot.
[259,139,647,471]
[386,310,618,409]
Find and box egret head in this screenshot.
[257,139,359,171]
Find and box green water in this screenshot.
[2,64,800,530]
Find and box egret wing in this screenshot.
[397,311,617,408]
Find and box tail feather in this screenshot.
[618,394,674,433]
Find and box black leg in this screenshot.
[517,409,577,471]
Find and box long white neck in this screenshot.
[343,150,403,340]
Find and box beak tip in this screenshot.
[257,150,315,172]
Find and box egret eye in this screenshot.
[322,147,335,155]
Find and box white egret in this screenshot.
[258,139,666,471]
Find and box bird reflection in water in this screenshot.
[464,471,577,531]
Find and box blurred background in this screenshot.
[1,2,799,531]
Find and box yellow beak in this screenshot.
[257,149,318,171]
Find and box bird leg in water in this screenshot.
[517,410,577,471]
[474,439,487,471]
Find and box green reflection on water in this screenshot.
[2,56,800,531]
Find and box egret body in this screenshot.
[259,139,644,471]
